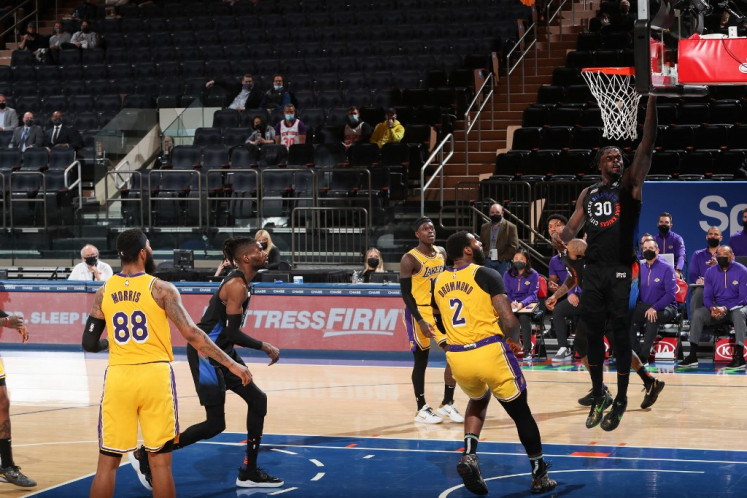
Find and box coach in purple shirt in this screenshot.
[630,239,678,361]
[682,245,747,368]
[688,226,723,314]
[728,209,747,257]
[655,212,686,277]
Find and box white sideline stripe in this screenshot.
[271,448,298,455]
[269,487,298,495]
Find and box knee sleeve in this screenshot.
[499,390,542,457]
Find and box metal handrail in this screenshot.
[148,169,202,228]
[463,72,494,174]
[505,20,538,110]
[0,0,38,47]
[105,169,144,228]
[419,133,454,217]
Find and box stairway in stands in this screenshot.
[0,1,78,64]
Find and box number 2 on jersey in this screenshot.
[112,310,149,344]
[449,298,466,327]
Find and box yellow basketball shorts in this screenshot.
[446,341,526,402]
[99,362,179,454]
[0,357,5,386]
[404,305,448,352]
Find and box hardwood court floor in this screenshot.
[2,350,747,495]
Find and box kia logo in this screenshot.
[655,342,676,354]
[716,344,734,357]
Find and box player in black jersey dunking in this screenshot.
[552,96,657,431]
[130,237,283,490]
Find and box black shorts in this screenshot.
[187,345,246,407]
[580,263,631,323]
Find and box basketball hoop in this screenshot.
[581,67,641,141]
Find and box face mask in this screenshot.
[490,214,502,223]
[255,124,263,131]
[472,246,486,266]
[512,261,526,270]
[259,242,268,250]
[601,18,610,25]
[54,28,60,34]
[717,256,730,268]
[24,119,33,127]
[642,250,656,261]
[707,238,720,248]
[349,115,359,123]
[367,257,380,268]
[657,225,670,235]
[85,256,97,266]
[0,103,7,109]
[53,118,62,126]
[274,84,283,90]
[242,84,252,90]
[284,114,294,121]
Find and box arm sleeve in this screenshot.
[399,277,423,321]
[224,313,263,350]
[474,266,506,297]
[82,316,109,353]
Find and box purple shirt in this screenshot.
[689,247,719,283]
[729,230,747,257]
[503,268,539,307]
[639,257,677,310]
[655,231,686,271]
[703,261,747,310]
[548,254,580,295]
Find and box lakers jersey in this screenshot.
[101,273,173,366]
[433,264,503,345]
[407,248,445,306]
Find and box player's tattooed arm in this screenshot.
[493,293,520,340]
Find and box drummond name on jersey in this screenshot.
[436,280,474,298]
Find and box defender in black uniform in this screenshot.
[131,237,283,490]
[552,96,657,431]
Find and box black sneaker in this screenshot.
[236,467,284,488]
[680,354,698,368]
[127,446,152,491]
[530,468,557,494]
[728,355,746,369]
[0,465,36,487]
[456,453,488,495]
[640,379,665,409]
[578,385,610,407]
[601,397,628,431]
[585,390,613,428]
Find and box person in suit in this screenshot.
[0,95,18,132]
[206,73,262,111]
[479,202,519,276]
[9,112,44,151]
[46,111,82,150]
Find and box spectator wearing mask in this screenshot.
[478,202,519,275]
[729,208,747,256]
[255,229,281,269]
[48,21,71,64]
[274,104,306,148]
[503,249,540,359]
[46,111,82,150]
[654,212,686,278]
[70,20,99,49]
[259,74,291,112]
[246,115,275,146]
[17,22,46,53]
[155,135,174,169]
[0,94,18,132]
[359,247,385,283]
[68,244,113,281]
[370,108,405,148]
[342,106,372,149]
[689,226,723,313]
[206,73,261,111]
[9,112,44,151]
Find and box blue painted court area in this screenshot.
[33,434,747,497]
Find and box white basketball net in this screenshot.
[582,70,641,141]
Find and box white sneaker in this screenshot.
[436,403,465,423]
[414,404,443,424]
[552,346,573,362]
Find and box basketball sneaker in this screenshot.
[578,384,610,406]
[236,467,284,488]
[585,390,613,428]
[128,446,152,491]
[530,461,557,494]
[456,453,488,495]
[601,397,628,431]
[640,378,665,409]
[0,465,36,487]
[552,346,573,362]
[414,404,443,424]
[727,355,746,369]
[437,402,465,423]
[679,353,698,368]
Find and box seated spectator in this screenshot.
[71,20,99,49]
[546,214,578,362]
[259,74,291,112]
[46,111,83,150]
[9,112,44,151]
[715,10,735,35]
[729,208,747,256]
[68,244,113,281]
[370,108,405,148]
[206,73,261,111]
[48,21,71,64]
[343,106,372,149]
[214,257,235,278]
[246,115,275,146]
[17,22,47,54]
[503,248,540,359]
[357,247,385,283]
[629,239,678,362]
[0,94,18,132]
[155,135,174,169]
[255,229,282,269]
[612,0,635,32]
[655,212,686,278]
[275,104,306,147]
[681,246,747,368]
[688,226,723,314]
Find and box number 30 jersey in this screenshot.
[583,181,640,266]
[432,264,507,346]
[102,273,173,366]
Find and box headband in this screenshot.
[413,217,433,231]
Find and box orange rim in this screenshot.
[581,67,635,75]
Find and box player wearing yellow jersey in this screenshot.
[431,231,556,495]
[399,217,463,424]
[82,229,252,498]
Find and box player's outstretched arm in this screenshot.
[627,95,657,199]
[223,277,280,365]
[153,279,253,385]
